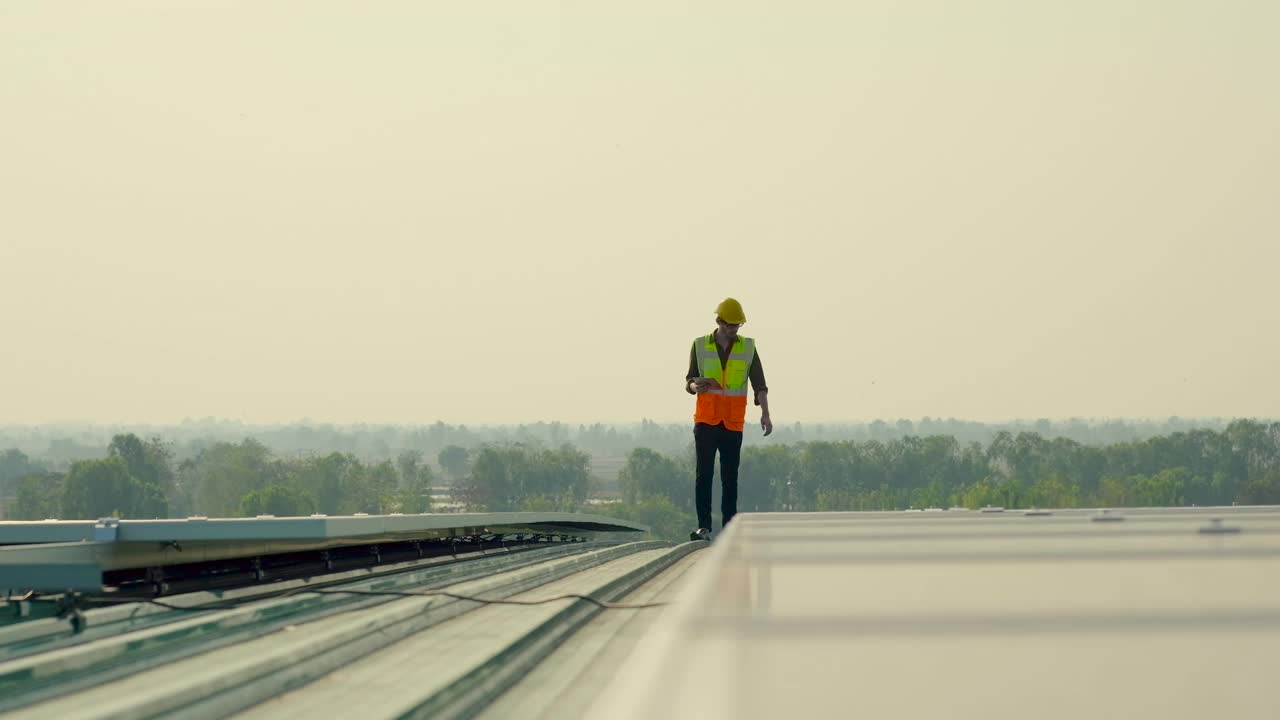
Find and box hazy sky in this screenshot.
[2,1,1277,426]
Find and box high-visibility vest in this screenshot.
[693,334,755,431]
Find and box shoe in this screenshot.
[689,528,711,542]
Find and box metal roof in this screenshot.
[0,512,646,545]
[593,506,1280,720]
[477,549,704,720]
[0,513,647,593]
[12,505,1279,719]
[0,512,699,719]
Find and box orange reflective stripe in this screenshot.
[694,390,749,430]
[693,333,753,431]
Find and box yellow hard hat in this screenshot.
[715,298,746,324]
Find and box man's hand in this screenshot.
[691,378,722,393]
[761,414,773,436]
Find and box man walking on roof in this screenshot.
[686,298,772,542]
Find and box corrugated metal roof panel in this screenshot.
[0,539,697,719]
[0,512,647,545]
[0,513,647,593]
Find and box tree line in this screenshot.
[0,417,1255,470]
[4,436,464,521]
[3,420,1278,543]
[607,419,1280,539]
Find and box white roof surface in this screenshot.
[593,506,1280,720]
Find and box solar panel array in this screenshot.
[596,506,1280,720]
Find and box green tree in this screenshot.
[1097,476,1130,507]
[908,479,954,509]
[460,443,591,511]
[396,463,436,513]
[1132,468,1188,506]
[239,484,317,517]
[62,457,143,519]
[740,445,797,511]
[351,460,400,514]
[816,488,856,511]
[1238,470,1280,504]
[595,496,694,543]
[383,450,436,513]
[107,434,172,517]
[396,450,424,488]
[13,472,64,519]
[1,448,39,496]
[959,476,1026,509]
[1027,475,1080,508]
[525,444,591,510]
[289,453,355,515]
[618,447,688,508]
[793,442,855,512]
[463,445,515,510]
[438,445,470,482]
[188,439,279,516]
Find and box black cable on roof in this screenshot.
[13,588,670,617]
[308,587,670,609]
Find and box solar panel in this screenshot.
[594,506,1280,720]
[0,512,647,593]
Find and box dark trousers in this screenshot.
[694,422,744,530]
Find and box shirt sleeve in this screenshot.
[750,349,768,405]
[685,342,699,395]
